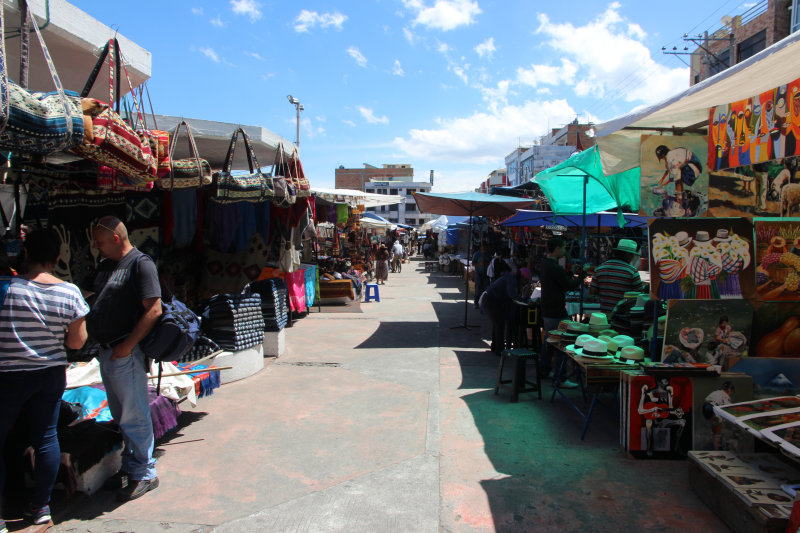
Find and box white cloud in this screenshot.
[294,10,347,32]
[627,23,646,40]
[535,4,687,104]
[403,0,481,31]
[449,64,468,84]
[474,37,495,59]
[437,42,451,54]
[191,7,203,15]
[246,51,263,60]
[342,119,356,127]
[347,46,368,68]
[516,58,578,87]
[358,106,389,124]
[199,46,221,63]
[403,27,418,45]
[393,59,405,76]
[230,0,262,22]
[210,15,225,27]
[393,99,577,164]
[478,80,511,112]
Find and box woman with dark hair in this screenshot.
[0,228,89,529]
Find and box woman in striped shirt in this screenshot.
[0,229,89,528]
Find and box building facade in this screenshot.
[335,163,433,226]
[689,0,793,85]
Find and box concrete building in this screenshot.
[476,169,508,193]
[336,164,433,226]
[689,0,793,85]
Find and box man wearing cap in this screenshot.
[85,217,162,501]
[539,237,585,381]
[590,239,645,314]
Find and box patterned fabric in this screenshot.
[0,8,83,154]
[287,150,311,197]
[158,120,211,189]
[201,294,265,351]
[246,278,289,331]
[590,259,644,314]
[285,269,306,312]
[302,263,317,307]
[214,129,274,203]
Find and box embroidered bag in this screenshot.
[158,120,211,189]
[70,39,158,186]
[0,5,83,154]
[214,128,273,203]
[287,147,311,197]
[133,83,170,177]
[270,142,296,208]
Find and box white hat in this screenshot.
[598,335,619,356]
[575,338,610,359]
[589,313,609,326]
[566,334,595,353]
[612,335,636,351]
[614,346,645,365]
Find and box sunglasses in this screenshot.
[95,222,119,235]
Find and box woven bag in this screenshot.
[158,120,211,189]
[213,128,273,203]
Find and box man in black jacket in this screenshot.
[539,237,584,380]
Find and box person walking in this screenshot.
[86,216,162,501]
[375,244,390,284]
[391,239,404,273]
[0,229,89,528]
[539,237,585,382]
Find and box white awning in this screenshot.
[595,30,800,174]
[311,188,405,207]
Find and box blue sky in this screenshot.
[69,0,756,191]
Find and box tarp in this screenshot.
[413,191,535,217]
[419,214,449,231]
[594,30,800,175]
[312,188,405,208]
[499,210,647,228]
[532,145,640,216]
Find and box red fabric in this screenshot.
[285,269,306,312]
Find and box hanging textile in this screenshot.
[284,269,306,312]
[170,188,199,248]
[336,204,348,223]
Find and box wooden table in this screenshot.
[549,339,630,439]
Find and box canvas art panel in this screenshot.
[626,375,692,457]
[691,374,754,452]
[755,218,800,300]
[707,157,800,218]
[663,300,753,368]
[708,77,800,172]
[640,135,709,217]
[729,358,800,398]
[648,217,755,301]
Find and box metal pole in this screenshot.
[296,104,301,148]
[579,175,587,319]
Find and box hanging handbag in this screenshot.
[0,5,83,155]
[288,147,311,197]
[70,39,158,186]
[213,128,273,203]
[158,120,211,189]
[134,83,170,178]
[271,142,296,208]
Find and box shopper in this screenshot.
[0,229,89,528]
[589,238,644,314]
[86,216,162,501]
[391,239,404,273]
[482,260,521,354]
[539,236,585,381]
[472,242,489,309]
[375,243,390,284]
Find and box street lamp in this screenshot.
[287,95,304,148]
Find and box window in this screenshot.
[737,29,766,63]
[380,205,386,212]
[406,203,417,212]
[365,188,374,194]
[406,188,415,195]
[390,189,398,195]
[389,204,398,212]
[708,48,730,77]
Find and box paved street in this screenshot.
[50,257,728,533]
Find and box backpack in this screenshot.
[139,295,201,364]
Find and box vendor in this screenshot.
[589,238,644,314]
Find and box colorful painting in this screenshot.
[691,374,754,452]
[755,218,800,300]
[730,358,800,398]
[762,421,800,460]
[662,300,753,368]
[648,218,755,301]
[707,157,800,218]
[640,134,709,217]
[708,77,800,172]
[626,375,693,457]
[749,302,800,358]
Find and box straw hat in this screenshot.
[566,334,596,353]
[612,335,636,351]
[598,335,618,356]
[694,231,711,244]
[714,229,730,242]
[589,313,609,326]
[675,231,690,247]
[574,338,611,359]
[614,346,645,365]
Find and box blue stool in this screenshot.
[364,283,380,303]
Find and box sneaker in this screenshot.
[24,504,51,525]
[558,379,580,389]
[117,477,159,502]
[1,518,8,533]
[103,470,131,490]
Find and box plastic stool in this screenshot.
[494,348,541,402]
[364,283,380,303]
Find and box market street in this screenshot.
[49,257,727,533]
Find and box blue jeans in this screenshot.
[0,365,66,509]
[98,345,156,481]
